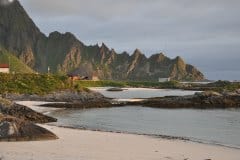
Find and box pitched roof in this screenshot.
[0,64,9,68]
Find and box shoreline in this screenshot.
[48,123,240,150]
[16,100,240,150]
[1,124,240,160]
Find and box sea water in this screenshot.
[48,88,240,148]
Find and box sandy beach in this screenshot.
[0,124,240,160]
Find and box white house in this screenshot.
[159,77,171,82]
[0,64,10,73]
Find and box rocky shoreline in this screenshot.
[0,89,109,141]
[39,90,240,109]
[1,88,240,142]
[3,89,105,102]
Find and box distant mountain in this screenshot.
[0,0,204,81]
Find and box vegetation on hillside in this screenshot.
[0,49,34,73]
[0,73,181,95]
[181,80,240,92]
[0,73,239,96]
[206,81,240,92]
[76,80,180,88]
[0,74,89,95]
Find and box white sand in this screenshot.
[0,125,239,160]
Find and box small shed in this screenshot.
[159,77,171,82]
[0,64,9,73]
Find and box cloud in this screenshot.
[19,0,240,80]
[0,0,15,6]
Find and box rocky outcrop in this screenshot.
[0,114,57,141]
[3,89,112,110]
[4,90,105,103]
[0,98,57,123]
[0,97,58,141]
[137,91,240,109]
[0,103,57,123]
[107,87,124,92]
[40,100,112,109]
[0,1,204,81]
[40,90,240,109]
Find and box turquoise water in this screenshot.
[48,88,240,148]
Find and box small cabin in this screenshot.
[91,72,99,81]
[159,77,171,82]
[92,75,99,81]
[67,71,99,81]
[0,64,10,73]
[67,73,90,81]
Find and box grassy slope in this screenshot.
[0,74,90,95]
[76,80,180,88]
[0,49,34,73]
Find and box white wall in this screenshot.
[0,68,9,73]
[159,78,170,82]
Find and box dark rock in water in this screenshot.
[194,91,222,97]
[40,99,113,109]
[0,114,58,141]
[107,87,124,92]
[236,89,240,94]
[127,91,240,109]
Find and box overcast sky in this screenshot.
[19,0,240,80]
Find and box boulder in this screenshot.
[236,89,240,94]
[107,87,124,92]
[0,97,57,123]
[195,91,222,97]
[0,114,58,141]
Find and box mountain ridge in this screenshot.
[0,0,205,81]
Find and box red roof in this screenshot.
[0,64,9,68]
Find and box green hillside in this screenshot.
[0,49,34,73]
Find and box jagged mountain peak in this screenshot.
[149,53,169,62]
[48,31,78,40]
[133,48,143,55]
[175,56,184,61]
[100,42,109,50]
[174,56,186,68]
[132,49,147,59]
